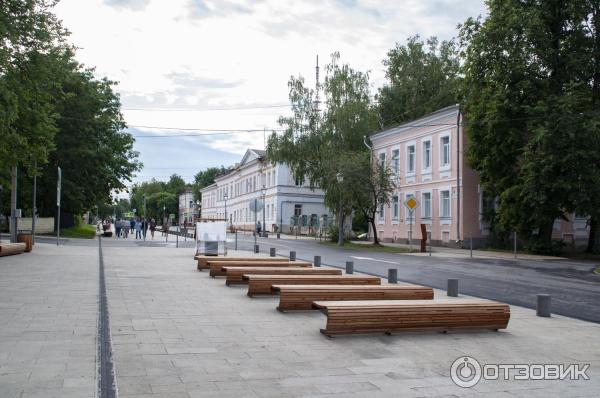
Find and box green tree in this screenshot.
[268,53,380,245]
[377,36,461,127]
[459,0,600,253]
[192,166,225,201]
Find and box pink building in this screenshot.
[370,105,590,249]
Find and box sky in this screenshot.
[53,0,487,189]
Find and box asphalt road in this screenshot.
[230,233,600,324]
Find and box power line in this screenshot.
[122,103,292,112]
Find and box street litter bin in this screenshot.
[204,241,218,256]
[17,232,33,252]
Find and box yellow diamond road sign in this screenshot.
[404,197,419,210]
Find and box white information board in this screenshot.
[196,221,227,242]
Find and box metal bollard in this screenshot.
[314,255,321,267]
[235,231,238,250]
[277,233,281,239]
[270,247,276,257]
[537,294,551,317]
[447,279,459,297]
[388,269,398,284]
[254,244,259,254]
[346,261,354,274]
[289,251,296,261]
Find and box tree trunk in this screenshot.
[369,217,379,245]
[537,218,555,251]
[10,165,17,243]
[587,216,600,254]
[337,204,344,246]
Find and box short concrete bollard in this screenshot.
[314,255,321,267]
[289,251,296,261]
[346,261,354,274]
[537,294,551,317]
[254,244,259,254]
[269,247,276,257]
[447,279,459,297]
[388,269,398,284]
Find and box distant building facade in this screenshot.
[200,149,332,233]
[178,188,198,225]
[370,105,590,248]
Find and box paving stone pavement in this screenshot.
[0,243,97,398]
[2,241,600,398]
[101,243,600,397]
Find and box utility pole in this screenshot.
[56,167,62,246]
[143,195,147,242]
[10,166,17,243]
[32,160,37,245]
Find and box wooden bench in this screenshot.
[244,275,381,296]
[223,267,341,285]
[208,260,312,277]
[0,242,27,257]
[272,285,434,311]
[197,256,289,270]
[312,299,510,337]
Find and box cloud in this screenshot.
[103,0,151,11]
[166,71,244,90]
[187,0,259,19]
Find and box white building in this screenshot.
[200,149,331,233]
[178,188,198,226]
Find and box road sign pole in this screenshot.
[409,209,413,252]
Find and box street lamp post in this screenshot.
[143,195,146,242]
[223,192,228,229]
[336,173,344,245]
[261,186,266,237]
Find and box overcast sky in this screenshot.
[54,0,487,188]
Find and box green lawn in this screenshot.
[320,241,412,253]
[59,224,97,239]
[594,267,600,275]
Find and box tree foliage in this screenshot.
[378,36,461,127]
[129,175,187,222]
[268,53,383,244]
[192,166,225,201]
[459,0,600,253]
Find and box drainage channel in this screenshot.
[97,236,117,397]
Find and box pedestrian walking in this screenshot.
[149,218,156,239]
[135,218,142,239]
[141,217,147,239]
[115,218,122,238]
[123,219,130,238]
[256,221,262,235]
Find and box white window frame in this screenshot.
[378,151,386,170]
[406,142,416,175]
[421,190,432,220]
[422,138,432,171]
[439,134,451,170]
[391,148,400,177]
[378,201,385,224]
[439,189,451,219]
[392,195,399,222]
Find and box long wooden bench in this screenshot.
[272,285,434,311]
[209,260,312,277]
[244,275,381,296]
[312,299,510,337]
[197,256,289,270]
[0,242,27,257]
[224,267,341,285]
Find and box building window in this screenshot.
[392,195,399,220]
[295,176,303,186]
[407,145,415,173]
[272,171,276,186]
[440,190,451,218]
[294,204,302,216]
[392,149,399,176]
[422,192,432,218]
[378,152,385,169]
[423,140,431,169]
[441,136,450,167]
[378,202,384,220]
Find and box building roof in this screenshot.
[370,104,460,141]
